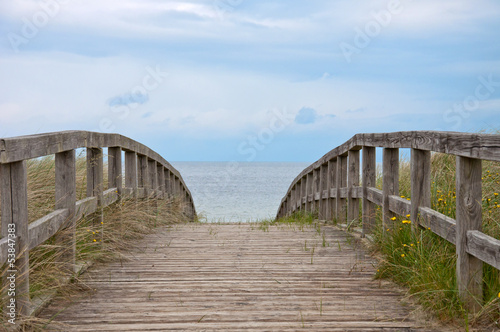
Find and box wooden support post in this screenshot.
[347,150,360,223]
[410,149,431,231]
[330,158,338,222]
[138,155,149,195]
[319,163,328,220]
[305,172,313,212]
[297,180,303,211]
[362,147,376,236]
[286,192,291,217]
[383,148,399,231]
[87,148,103,224]
[124,151,137,197]
[325,159,335,222]
[336,155,348,224]
[158,166,165,197]
[313,168,320,214]
[456,156,483,312]
[108,147,122,196]
[1,161,30,316]
[148,159,157,196]
[55,150,77,274]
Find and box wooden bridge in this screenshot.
[1,130,500,330]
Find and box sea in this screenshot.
[171,162,309,222]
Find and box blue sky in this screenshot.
[0,0,499,162]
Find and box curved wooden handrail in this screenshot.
[276,130,500,311]
[0,131,196,316]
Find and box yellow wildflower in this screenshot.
[93,239,96,242]
[390,217,397,221]
[400,195,405,198]
[401,254,405,257]
[406,214,410,218]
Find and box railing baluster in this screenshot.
[1,161,30,315]
[318,163,327,220]
[383,148,399,232]
[158,166,165,198]
[336,155,348,224]
[362,147,376,236]
[125,151,137,197]
[87,148,103,224]
[456,156,483,312]
[410,149,431,231]
[55,150,77,274]
[348,150,360,224]
[138,155,149,197]
[325,159,334,221]
[108,147,122,196]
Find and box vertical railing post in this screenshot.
[305,172,313,212]
[318,164,327,220]
[297,180,302,211]
[55,149,77,275]
[410,149,431,231]
[1,161,30,316]
[336,155,348,224]
[330,158,338,222]
[148,159,157,196]
[347,150,360,223]
[313,168,319,215]
[87,148,103,224]
[165,170,171,197]
[456,156,483,312]
[325,159,334,222]
[137,155,149,197]
[158,166,165,198]
[383,148,399,231]
[124,151,137,198]
[108,147,122,196]
[362,147,376,236]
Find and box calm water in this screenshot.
[171,162,309,222]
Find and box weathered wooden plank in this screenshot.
[418,207,456,244]
[0,163,12,238]
[318,164,327,219]
[108,147,122,196]
[336,156,348,223]
[124,151,137,199]
[366,187,383,206]
[28,209,70,250]
[456,156,483,311]
[383,148,399,231]
[411,149,431,230]
[388,195,411,218]
[55,150,77,274]
[466,230,500,270]
[0,237,7,265]
[347,150,360,223]
[362,147,376,236]
[102,188,119,208]
[75,197,98,220]
[158,165,165,197]
[148,159,158,194]
[137,154,149,191]
[4,161,30,315]
[40,224,433,331]
[305,172,313,212]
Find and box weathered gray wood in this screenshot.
[305,173,313,212]
[124,151,137,197]
[410,149,430,231]
[418,207,456,244]
[55,150,77,274]
[300,177,306,210]
[158,166,165,194]
[366,187,383,206]
[40,224,433,331]
[362,147,376,236]
[1,161,30,315]
[86,148,103,199]
[0,163,12,238]
[108,147,122,196]
[456,156,483,311]
[336,156,348,223]
[347,150,360,223]
[326,160,335,221]
[0,237,7,265]
[86,147,104,225]
[75,197,98,220]
[383,148,399,231]
[319,164,327,219]
[388,195,411,218]
[312,168,320,213]
[466,230,500,270]
[148,159,158,195]
[137,154,149,190]
[28,209,70,250]
[102,188,119,208]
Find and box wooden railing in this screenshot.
[0,131,196,316]
[276,131,500,310]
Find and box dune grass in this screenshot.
[0,155,189,330]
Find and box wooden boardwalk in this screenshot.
[39,223,441,331]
